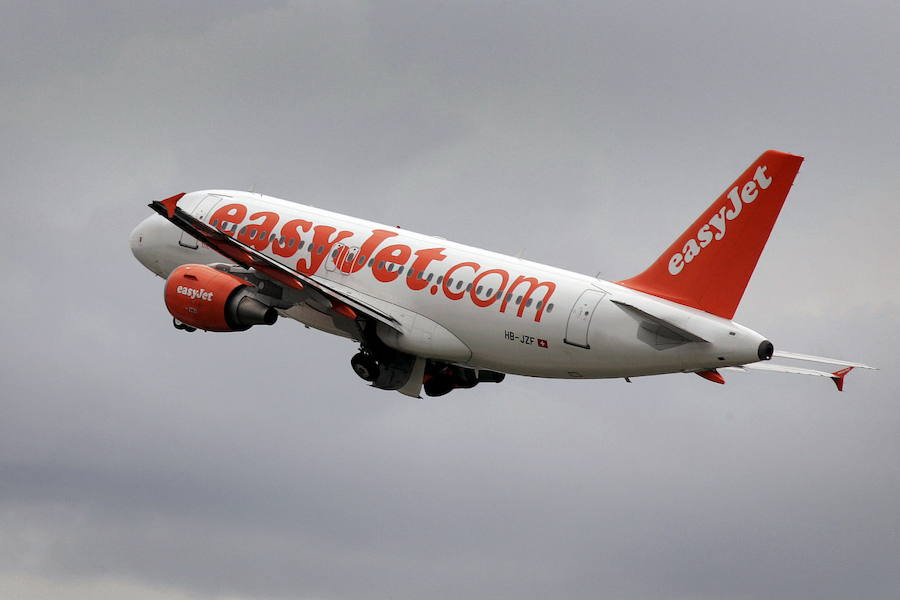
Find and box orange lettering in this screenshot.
[339,229,398,274]
[209,203,247,236]
[237,211,280,250]
[272,218,312,258]
[296,225,354,275]
[406,247,447,290]
[500,275,556,322]
[470,269,509,308]
[372,244,412,283]
[442,262,480,300]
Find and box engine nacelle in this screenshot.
[164,264,278,332]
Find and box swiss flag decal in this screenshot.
[537,339,548,348]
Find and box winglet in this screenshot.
[831,367,854,392]
[158,192,186,218]
[696,369,725,385]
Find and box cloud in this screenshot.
[1,1,898,599]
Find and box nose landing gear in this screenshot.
[173,318,197,332]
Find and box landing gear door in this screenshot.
[179,194,223,249]
[564,289,607,349]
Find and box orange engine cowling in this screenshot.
[164,264,278,332]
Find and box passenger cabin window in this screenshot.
[547,303,554,312]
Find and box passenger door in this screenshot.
[564,289,607,349]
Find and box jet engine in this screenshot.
[164,264,277,332]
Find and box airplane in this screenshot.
[129,150,874,397]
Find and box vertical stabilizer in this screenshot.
[617,150,803,319]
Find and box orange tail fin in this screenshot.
[617,150,803,319]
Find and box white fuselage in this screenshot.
[130,190,768,379]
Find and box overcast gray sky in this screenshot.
[1,1,898,599]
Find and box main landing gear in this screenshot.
[351,347,505,397]
[422,363,506,397]
[351,352,380,382]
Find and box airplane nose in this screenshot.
[129,214,170,275]
[129,218,150,266]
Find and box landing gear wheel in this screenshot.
[424,370,456,397]
[454,367,479,389]
[351,352,380,382]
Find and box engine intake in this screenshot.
[164,264,278,332]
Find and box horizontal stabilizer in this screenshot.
[734,362,836,378]
[772,351,875,370]
[726,362,864,391]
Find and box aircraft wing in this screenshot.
[149,193,403,332]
